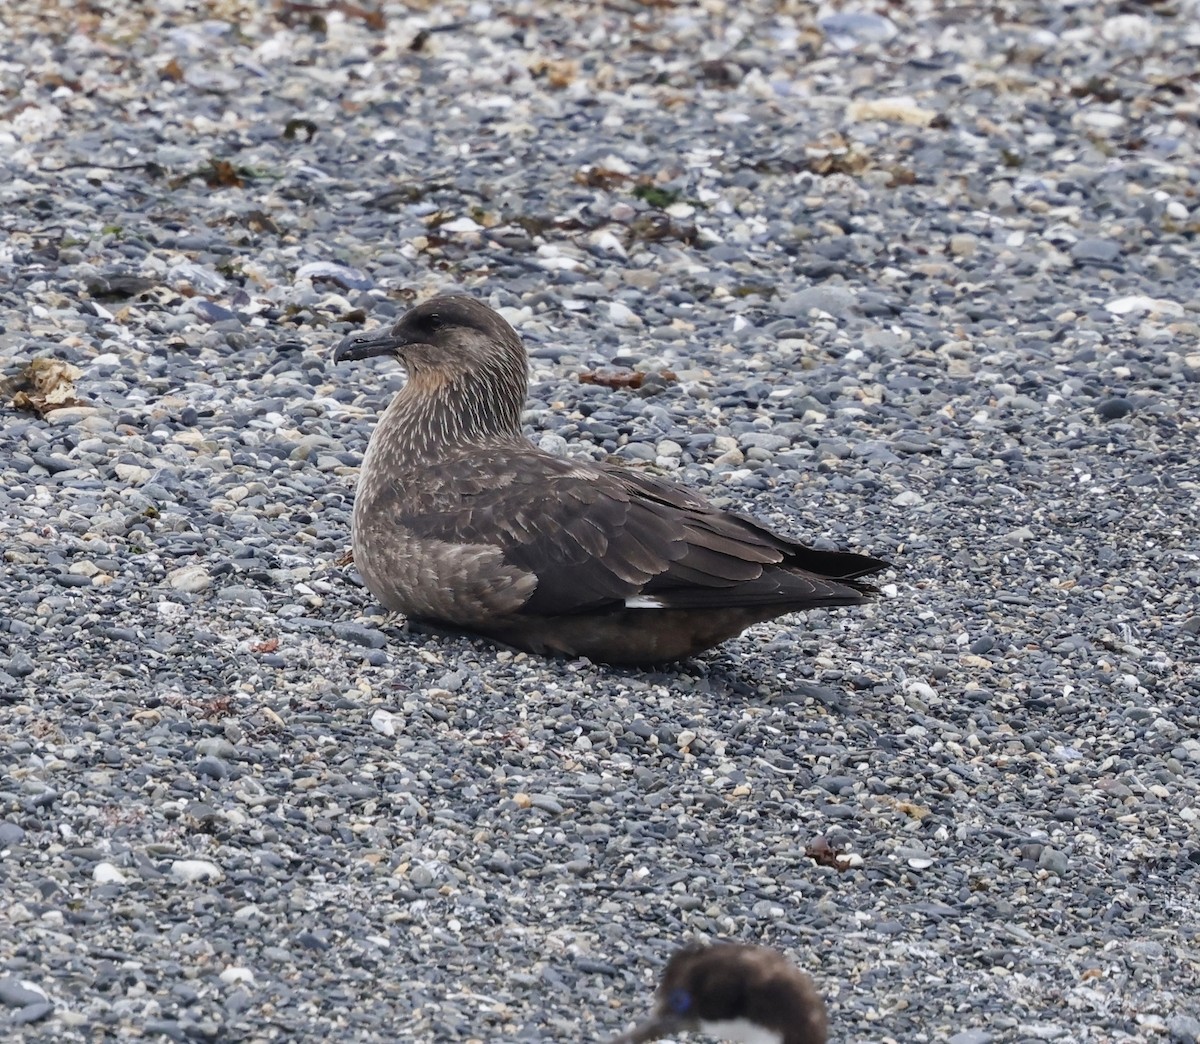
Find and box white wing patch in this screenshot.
[624,595,666,609]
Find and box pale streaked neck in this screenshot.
[379,365,526,463]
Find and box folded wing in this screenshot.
[394,449,887,618]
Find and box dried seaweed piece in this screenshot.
[243,209,281,234]
[528,57,578,89]
[578,369,677,390]
[805,836,856,872]
[628,212,697,245]
[807,144,873,177]
[632,182,682,208]
[203,159,244,188]
[3,358,88,417]
[698,59,742,87]
[368,182,450,210]
[278,1,384,31]
[575,167,631,189]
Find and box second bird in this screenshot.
[332,295,887,666]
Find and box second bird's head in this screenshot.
[333,295,524,379]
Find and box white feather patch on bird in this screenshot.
[624,595,666,609]
[699,1019,784,1044]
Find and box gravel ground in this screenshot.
[2,0,1199,1041]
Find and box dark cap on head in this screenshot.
[332,295,521,367]
[609,943,827,1044]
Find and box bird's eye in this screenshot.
[425,313,443,331]
[667,989,692,1015]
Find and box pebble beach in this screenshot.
[1,0,1199,1041]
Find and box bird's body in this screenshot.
[335,295,886,666]
[609,942,827,1044]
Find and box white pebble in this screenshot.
[1101,14,1157,47]
[93,862,127,885]
[596,154,632,175]
[608,301,642,328]
[1105,295,1183,317]
[171,859,223,883]
[45,406,101,425]
[440,217,482,233]
[589,230,626,258]
[115,463,152,484]
[157,600,188,624]
[1077,110,1126,133]
[370,708,398,737]
[497,305,532,327]
[892,490,925,507]
[219,966,255,986]
[168,564,212,593]
[905,681,939,702]
[846,96,937,127]
[536,255,583,272]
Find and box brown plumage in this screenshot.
[608,942,828,1044]
[332,294,886,666]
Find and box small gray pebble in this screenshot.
[0,978,46,1008]
[195,737,238,759]
[1168,1014,1200,1044]
[11,1001,54,1025]
[409,865,436,888]
[216,585,268,609]
[1070,238,1121,265]
[529,794,564,815]
[778,286,858,319]
[1097,396,1135,420]
[333,623,388,649]
[196,756,228,780]
[6,651,35,678]
[1037,847,1069,876]
[574,958,618,976]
